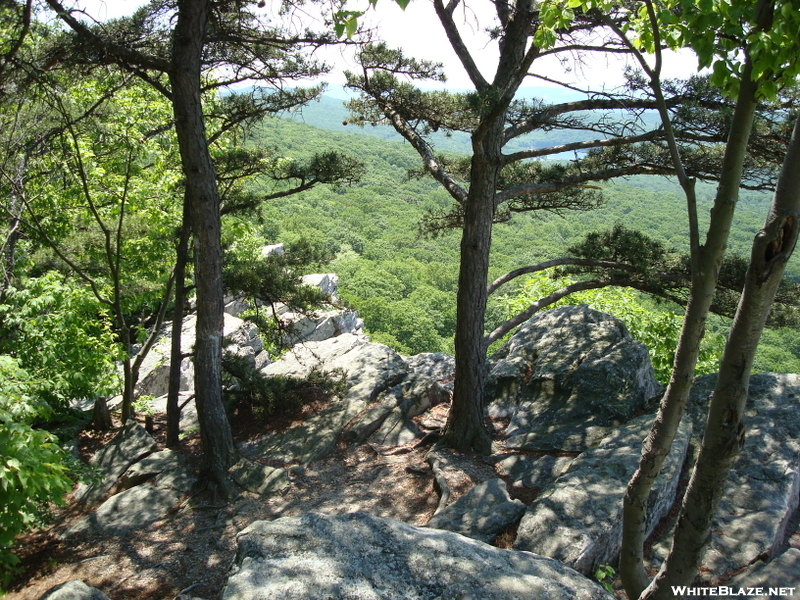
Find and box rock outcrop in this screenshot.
[651,373,800,581]
[244,334,408,465]
[513,412,692,575]
[73,422,157,505]
[222,512,614,600]
[487,305,663,452]
[425,478,526,543]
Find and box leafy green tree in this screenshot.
[0,355,73,586]
[0,272,119,407]
[534,0,800,596]
[43,0,350,491]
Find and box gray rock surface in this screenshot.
[725,548,800,594]
[345,352,454,446]
[229,457,289,496]
[653,373,800,580]
[136,313,246,398]
[73,422,157,505]
[302,273,339,297]
[248,335,407,464]
[38,580,110,600]
[118,449,195,492]
[513,412,692,575]
[222,512,614,600]
[426,478,526,543]
[487,305,662,452]
[280,309,363,346]
[496,454,575,489]
[63,483,181,538]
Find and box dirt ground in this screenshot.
[5,403,513,600]
[6,400,800,600]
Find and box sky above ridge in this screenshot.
[74,0,698,94]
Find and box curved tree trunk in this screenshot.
[170,0,237,492]
[642,112,800,600]
[620,61,760,599]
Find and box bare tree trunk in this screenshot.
[167,209,190,447]
[642,113,800,600]
[620,61,760,599]
[443,153,497,454]
[169,0,237,492]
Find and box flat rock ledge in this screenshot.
[513,412,692,575]
[222,512,614,600]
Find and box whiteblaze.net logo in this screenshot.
[671,587,797,597]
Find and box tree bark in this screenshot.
[642,112,800,600]
[169,0,237,491]
[167,205,191,447]
[443,153,497,454]
[620,60,760,599]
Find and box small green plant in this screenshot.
[594,564,616,594]
[132,395,155,417]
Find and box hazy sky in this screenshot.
[74,0,698,93]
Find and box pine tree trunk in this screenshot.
[442,123,505,455]
[167,209,190,448]
[170,0,237,492]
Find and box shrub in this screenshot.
[0,356,73,588]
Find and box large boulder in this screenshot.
[652,373,800,581]
[222,512,614,600]
[513,412,692,575]
[487,305,663,452]
[73,422,156,505]
[246,334,408,465]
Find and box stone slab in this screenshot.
[222,512,614,600]
[229,458,289,496]
[513,412,692,575]
[63,483,181,538]
[725,548,800,595]
[653,373,800,581]
[73,422,157,505]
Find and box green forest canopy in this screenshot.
[244,100,800,373]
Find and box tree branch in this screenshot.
[487,258,638,295]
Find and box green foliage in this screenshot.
[0,356,73,588]
[499,274,725,383]
[0,272,120,408]
[536,0,800,99]
[594,564,617,594]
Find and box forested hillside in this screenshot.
[243,108,800,374]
